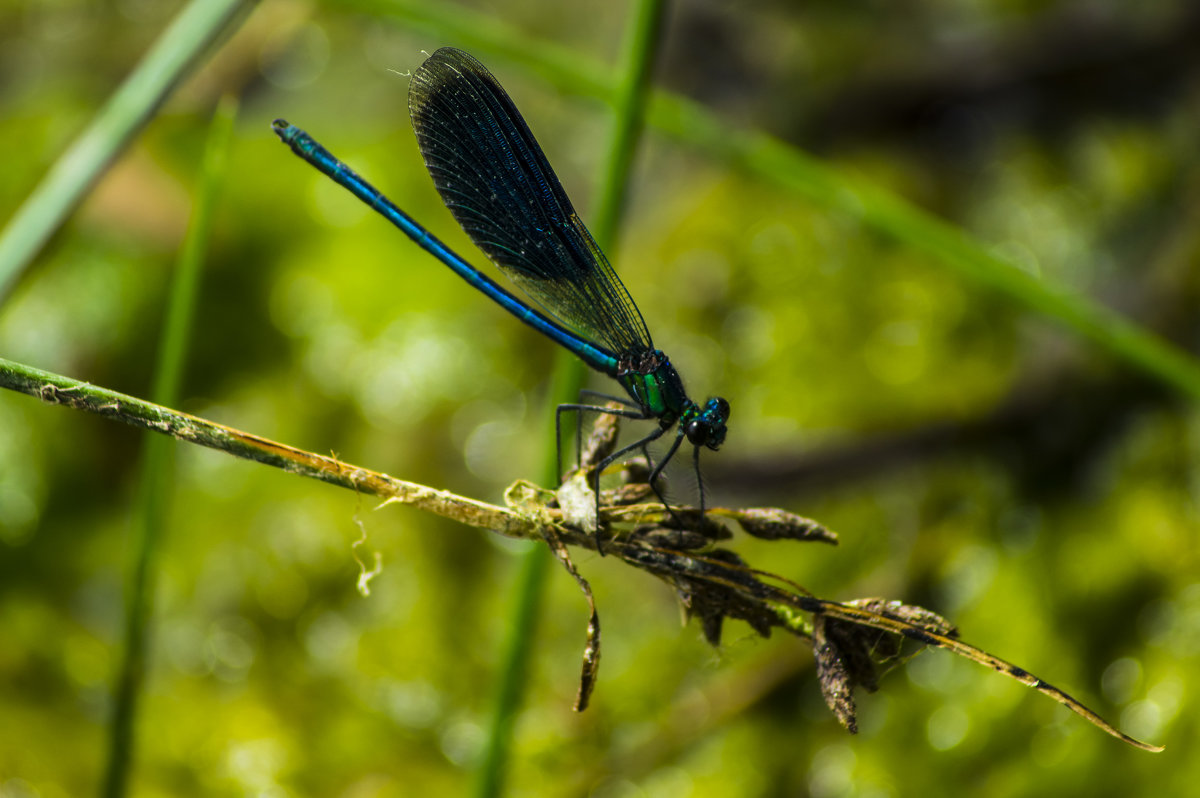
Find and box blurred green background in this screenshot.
[1,0,1198,796]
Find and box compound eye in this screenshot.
[685,419,708,445]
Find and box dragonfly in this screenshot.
[273,47,730,549]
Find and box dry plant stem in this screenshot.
[0,356,1163,752]
[0,357,528,536]
[540,526,601,712]
[611,541,1164,753]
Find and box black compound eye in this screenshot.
[685,420,708,445]
[705,422,727,450]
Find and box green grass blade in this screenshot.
[0,0,250,304]
[646,96,1200,398]
[100,96,238,798]
[472,3,669,796]
[337,0,1200,399]
[338,0,611,98]
[586,0,668,254]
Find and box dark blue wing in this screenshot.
[408,47,654,357]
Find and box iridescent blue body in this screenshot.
[273,47,729,546]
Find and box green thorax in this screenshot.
[615,349,692,426]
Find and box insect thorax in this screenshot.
[616,349,691,425]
